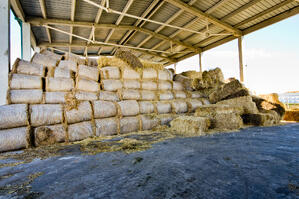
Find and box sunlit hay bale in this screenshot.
[259,93,285,110]
[252,96,285,118]
[216,96,259,114]
[211,113,243,130]
[283,110,299,122]
[201,67,224,88]
[140,60,164,70]
[209,79,246,103]
[194,104,243,118]
[181,70,202,79]
[34,124,66,146]
[170,116,211,136]
[97,56,130,69]
[242,110,281,126]
[115,49,143,70]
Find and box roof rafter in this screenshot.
[38,42,177,63]
[98,0,134,55]
[164,0,242,36]
[38,0,52,43]
[69,0,76,45]
[28,17,200,53]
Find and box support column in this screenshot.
[174,63,177,74]
[0,0,10,105]
[198,53,202,73]
[238,37,244,82]
[22,22,31,61]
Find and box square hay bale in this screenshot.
[7,89,43,104]
[174,74,194,91]
[181,70,202,79]
[0,104,28,130]
[75,91,98,101]
[211,113,243,130]
[68,121,94,142]
[141,115,160,130]
[252,96,285,118]
[123,80,140,89]
[194,104,243,118]
[12,58,45,76]
[120,117,140,134]
[140,90,156,101]
[99,91,120,101]
[95,117,119,136]
[170,116,210,136]
[78,64,99,81]
[30,104,63,127]
[97,56,130,69]
[46,77,74,92]
[117,100,140,116]
[9,74,42,89]
[45,92,67,104]
[65,101,92,124]
[139,101,155,114]
[92,100,117,119]
[100,66,121,79]
[101,79,122,92]
[216,96,259,114]
[201,67,224,88]
[0,127,30,152]
[187,99,203,113]
[115,49,143,69]
[242,111,280,126]
[34,124,66,146]
[209,80,245,103]
[222,88,249,100]
[141,80,157,90]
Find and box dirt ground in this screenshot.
[0,123,298,199]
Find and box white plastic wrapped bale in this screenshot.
[68,121,94,142]
[187,99,203,112]
[76,78,100,93]
[158,91,174,101]
[173,81,184,91]
[46,77,74,92]
[58,60,77,72]
[100,66,120,79]
[75,91,98,101]
[78,65,99,81]
[40,50,63,62]
[173,91,187,99]
[159,114,175,126]
[171,100,188,114]
[122,67,141,80]
[65,52,86,65]
[141,115,160,130]
[156,102,172,114]
[123,80,140,89]
[141,81,157,90]
[34,124,66,146]
[120,117,140,134]
[190,91,202,98]
[201,98,211,105]
[7,89,43,104]
[65,101,92,124]
[0,127,29,152]
[140,90,156,101]
[101,79,122,91]
[45,92,67,104]
[30,104,63,127]
[158,81,172,90]
[142,68,157,79]
[98,91,120,101]
[53,67,74,78]
[0,104,28,129]
[87,57,98,66]
[119,89,140,100]
[139,101,155,114]
[117,100,139,116]
[95,117,118,136]
[92,100,117,119]
[158,69,172,81]
[9,74,42,89]
[12,58,45,76]
[31,53,58,66]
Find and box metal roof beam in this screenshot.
[38,0,52,43]
[69,0,76,45]
[28,17,199,53]
[38,42,176,63]
[164,0,242,36]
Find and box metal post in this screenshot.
[174,63,177,74]
[0,0,10,105]
[198,53,202,73]
[22,22,31,61]
[238,37,244,82]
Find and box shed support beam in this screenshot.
[238,37,244,82]
[22,22,31,61]
[199,53,202,73]
[174,63,177,74]
[0,0,10,105]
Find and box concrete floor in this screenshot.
[0,123,298,199]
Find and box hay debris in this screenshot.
[97,56,131,69]
[64,91,79,111]
[201,67,224,88]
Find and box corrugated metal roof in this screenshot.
[13,0,299,63]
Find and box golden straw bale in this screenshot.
[170,116,211,136]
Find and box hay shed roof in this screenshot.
[11,0,299,65]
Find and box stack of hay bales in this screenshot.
[0,51,212,152]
